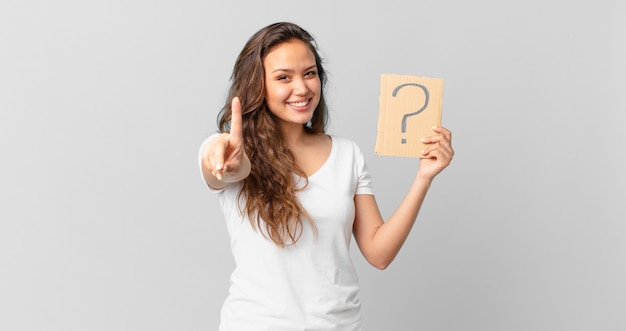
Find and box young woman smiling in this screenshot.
[199,22,454,331]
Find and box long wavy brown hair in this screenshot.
[217,22,328,247]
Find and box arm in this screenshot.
[199,97,251,189]
[353,127,453,270]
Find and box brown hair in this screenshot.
[217,22,328,247]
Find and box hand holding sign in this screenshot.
[375,74,444,158]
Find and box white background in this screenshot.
[1,0,624,330]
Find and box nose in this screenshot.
[292,78,309,96]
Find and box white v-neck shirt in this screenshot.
[200,136,374,331]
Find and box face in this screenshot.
[263,39,321,130]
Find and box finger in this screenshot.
[229,97,243,145]
[422,127,452,144]
[211,139,226,180]
[421,147,452,166]
[421,144,437,157]
[421,140,453,158]
[432,126,452,142]
[221,162,237,176]
[435,148,453,167]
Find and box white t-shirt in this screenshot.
[200,136,374,331]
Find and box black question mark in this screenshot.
[393,83,429,144]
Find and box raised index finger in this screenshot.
[229,96,243,144]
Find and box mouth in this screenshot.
[287,100,310,108]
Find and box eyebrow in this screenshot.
[271,64,317,73]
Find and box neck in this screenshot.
[278,122,309,149]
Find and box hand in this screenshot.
[202,97,247,182]
[418,126,454,180]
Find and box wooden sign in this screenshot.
[375,74,444,158]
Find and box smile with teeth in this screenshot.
[288,100,309,107]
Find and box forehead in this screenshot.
[263,39,316,70]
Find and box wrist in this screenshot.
[413,173,434,189]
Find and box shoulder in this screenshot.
[327,135,374,193]
[329,135,366,156]
[329,135,360,150]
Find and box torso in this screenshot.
[212,136,373,331]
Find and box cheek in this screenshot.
[309,79,321,95]
[266,84,290,102]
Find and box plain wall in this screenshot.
[1,0,624,330]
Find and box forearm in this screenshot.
[361,175,433,269]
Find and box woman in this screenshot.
[199,22,453,331]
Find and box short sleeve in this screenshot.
[354,143,374,196]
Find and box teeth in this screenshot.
[289,101,308,107]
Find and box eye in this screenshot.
[277,75,289,80]
[305,70,318,77]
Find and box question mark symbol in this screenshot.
[392,83,430,144]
